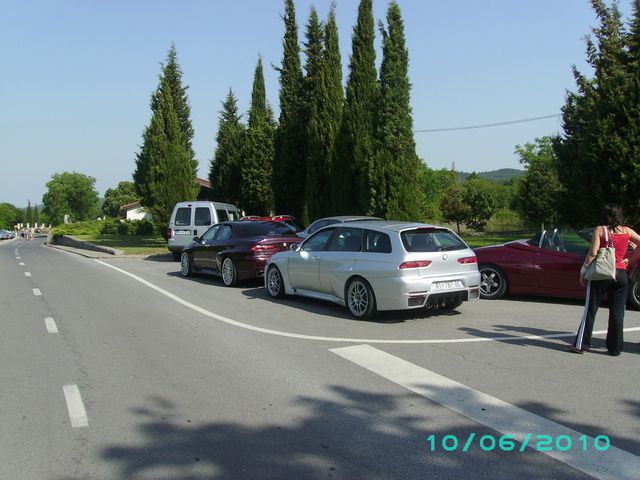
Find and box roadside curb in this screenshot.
[45,243,167,260]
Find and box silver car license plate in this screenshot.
[175,230,192,235]
[431,280,464,292]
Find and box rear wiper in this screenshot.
[438,245,462,251]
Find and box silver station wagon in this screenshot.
[264,221,481,319]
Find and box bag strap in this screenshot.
[603,226,613,247]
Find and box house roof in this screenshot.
[120,200,141,211]
[196,177,212,189]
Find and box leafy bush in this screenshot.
[134,219,156,235]
[100,220,119,234]
[485,208,527,233]
[53,220,104,236]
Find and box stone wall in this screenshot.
[51,235,124,256]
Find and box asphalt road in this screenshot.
[1,237,640,480]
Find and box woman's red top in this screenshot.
[600,227,630,270]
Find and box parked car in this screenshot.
[474,228,640,309]
[0,229,16,240]
[168,201,241,260]
[297,216,381,239]
[265,221,481,319]
[180,220,303,286]
[241,214,304,233]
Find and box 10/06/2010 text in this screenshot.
[426,433,611,453]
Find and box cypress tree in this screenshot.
[146,77,199,231]
[334,0,378,215]
[25,199,33,226]
[33,203,40,225]
[303,7,326,223]
[373,1,422,220]
[273,0,307,218]
[134,45,198,213]
[241,57,276,215]
[209,89,245,204]
[322,4,344,216]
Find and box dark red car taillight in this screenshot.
[399,260,432,269]
[252,244,277,254]
[167,228,173,238]
[457,256,477,264]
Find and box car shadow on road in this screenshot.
[241,285,463,324]
[91,384,637,480]
[144,253,175,262]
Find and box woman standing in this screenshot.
[571,204,640,355]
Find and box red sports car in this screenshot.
[474,229,640,309]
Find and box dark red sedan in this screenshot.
[179,221,302,286]
[474,229,640,309]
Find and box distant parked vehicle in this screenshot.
[297,216,381,239]
[180,220,303,286]
[167,201,241,260]
[0,229,16,240]
[265,221,481,319]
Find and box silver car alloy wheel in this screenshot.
[267,267,281,297]
[222,258,235,286]
[347,280,368,316]
[480,269,500,297]
[180,252,190,276]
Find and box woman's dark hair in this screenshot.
[601,204,624,229]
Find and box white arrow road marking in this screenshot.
[62,384,88,428]
[330,344,640,480]
[44,317,58,334]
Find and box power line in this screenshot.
[413,113,561,133]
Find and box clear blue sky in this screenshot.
[0,0,632,207]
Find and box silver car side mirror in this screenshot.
[290,243,300,251]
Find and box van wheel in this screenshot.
[221,257,238,287]
[346,277,377,320]
[172,251,181,261]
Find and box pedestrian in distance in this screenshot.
[570,204,640,355]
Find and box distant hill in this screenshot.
[457,168,524,184]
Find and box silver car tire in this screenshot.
[479,265,507,299]
[346,277,377,320]
[266,265,285,299]
[180,252,192,277]
[221,257,238,287]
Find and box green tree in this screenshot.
[303,6,327,224]
[420,164,457,223]
[273,0,307,218]
[372,1,422,220]
[0,203,20,229]
[322,4,344,216]
[102,181,137,218]
[554,0,640,225]
[241,57,276,215]
[209,89,245,204]
[25,200,33,226]
[33,203,40,225]
[463,178,499,231]
[133,47,199,234]
[334,0,378,215]
[134,45,198,217]
[515,137,562,229]
[440,174,470,235]
[42,172,99,225]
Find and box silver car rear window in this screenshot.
[401,228,466,252]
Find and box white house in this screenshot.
[120,201,152,221]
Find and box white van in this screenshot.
[167,201,241,260]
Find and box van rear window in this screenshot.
[401,228,466,252]
[195,207,212,226]
[174,207,191,226]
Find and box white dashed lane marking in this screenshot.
[44,317,58,334]
[19,262,25,266]
[32,288,42,296]
[62,384,89,428]
[24,272,31,277]
[331,344,640,480]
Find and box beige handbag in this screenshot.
[584,226,617,281]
